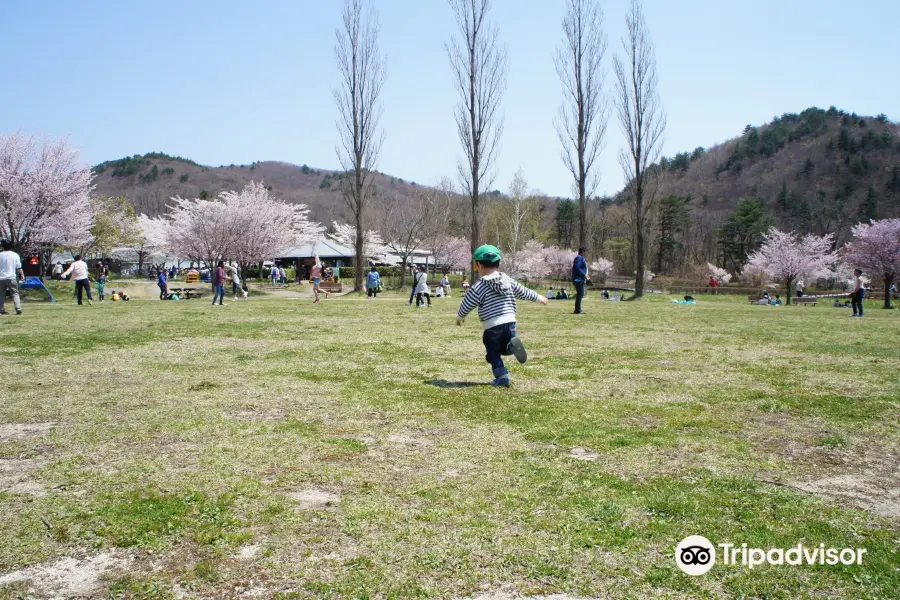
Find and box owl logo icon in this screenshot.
[676,535,716,576]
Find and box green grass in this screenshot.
[0,291,897,599]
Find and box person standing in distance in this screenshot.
[62,254,93,306]
[850,268,865,318]
[0,240,25,315]
[572,247,589,315]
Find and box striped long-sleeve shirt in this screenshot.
[457,272,539,329]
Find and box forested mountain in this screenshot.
[91,153,424,224]
[572,107,900,275]
[94,106,899,276]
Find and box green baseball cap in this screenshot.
[473,244,502,263]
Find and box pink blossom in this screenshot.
[743,228,837,304]
[0,131,93,252]
[329,222,389,262]
[842,218,900,308]
[590,257,615,282]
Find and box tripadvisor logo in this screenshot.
[675,536,867,576]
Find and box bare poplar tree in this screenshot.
[334,0,385,292]
[376,191,436,288]
[613,0,666,298]
[447,0,507,281]
[505,169,534,273]
[555,0,608,251]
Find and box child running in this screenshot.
[311,254,329,303]
[456,245,548,387]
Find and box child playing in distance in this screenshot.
[456,245,548,387]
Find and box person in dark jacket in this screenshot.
[572,247,588,315]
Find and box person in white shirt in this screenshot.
[52,262,63,280]
[0,239,25,315]
[61,254,93,306]
[230,262,247,300]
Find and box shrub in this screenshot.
[162,167,175,176]
[179,174,189,183]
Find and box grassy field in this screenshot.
[1,287,898,600]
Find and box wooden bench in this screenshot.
[793,296,818,306]
[317,281,342,293]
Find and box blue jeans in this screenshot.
[483,322,517,378]
[574,281,586,313]
[75,279,92,304]
[852,289,864,316]
[212,284,225,304]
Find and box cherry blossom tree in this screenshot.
[516,240,550,282]
[129,214,171,274]
[590,257,614,283]
[430,235,470,274]
[739,262,770,289]
[329,221,389,263]
[165,182,322,271]
[545,245,578,280]
[842,218,900,309]
[222,182,322,271]
[743,228,837,305]
[706,262,732,284]
[0,132,93,273]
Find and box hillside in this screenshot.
[91,154,425,224]
[650,107,900,244]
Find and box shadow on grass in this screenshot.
[424,379,489,389]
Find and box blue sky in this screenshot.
[1,0,898,198]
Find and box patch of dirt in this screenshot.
[287,488,340,510]
[0,422,55,442]
[387,432,435,448]
[0,551,130,597]
[237,544,261,560]
[459,592,605,600]
[230,407,288,422]
[569,447,600,461]
[0,458,47,496]
[792,449,900,518]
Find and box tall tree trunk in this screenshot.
[786,276,793,306]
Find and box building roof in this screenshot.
[278,239,355,259]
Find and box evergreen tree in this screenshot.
[655,194,691,273]
[859,186,878,221]
[777,182,789,212]
[555,199,577,248]
[718,198,773,271]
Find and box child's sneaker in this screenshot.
[491,375,511,387]
[508,337,527,364]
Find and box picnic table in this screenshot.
[168,287,205,300]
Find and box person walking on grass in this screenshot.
[230,262,247,300]
[572,246,589,315]
[212,260,227,306]
[413,265,431,308]
[441,274,451,297]
[366,266,381,299]
[0,239,25,316]
[850,268,865,318]
[96,261,108,302]
[157,268,168,300]
[311,254,329,303]
[456,245,548,387]
[62,254,92,306]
